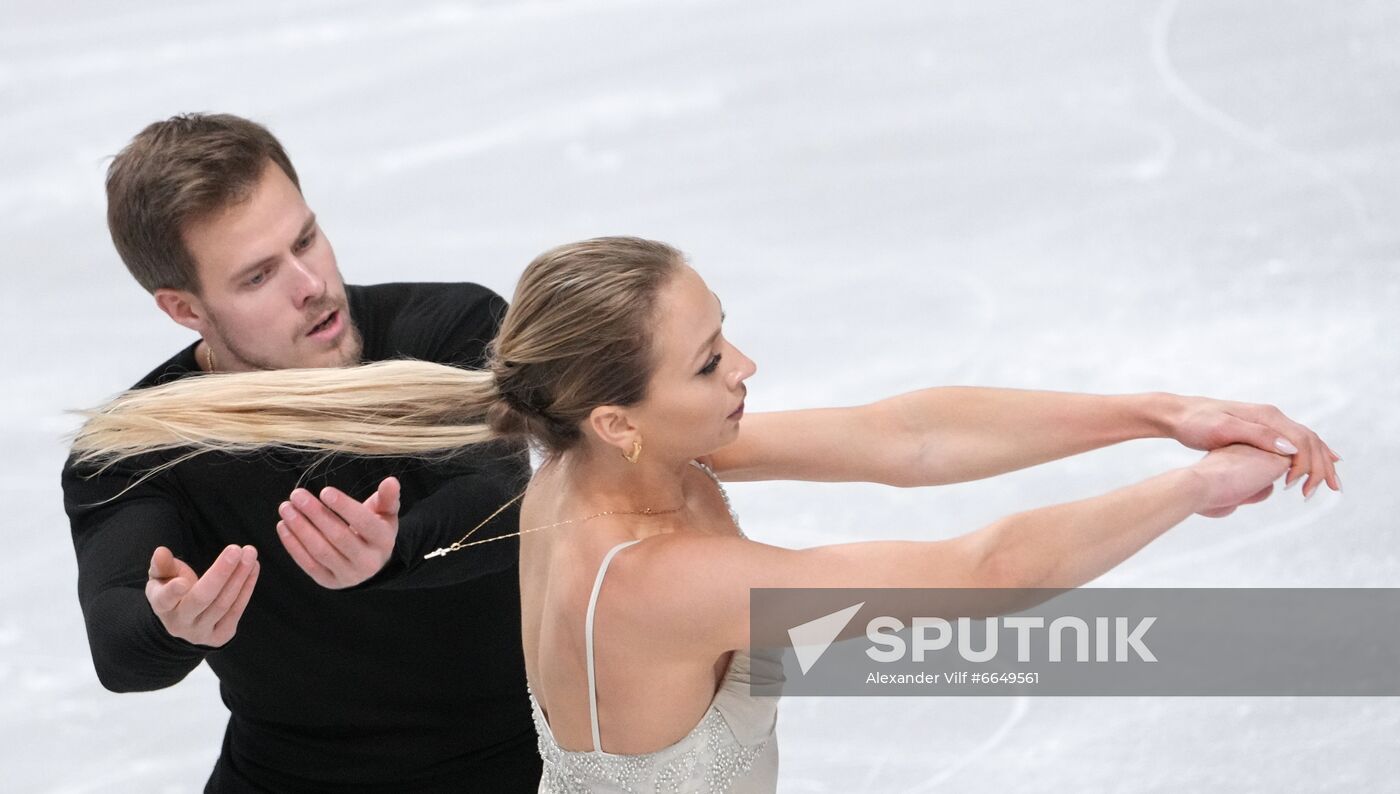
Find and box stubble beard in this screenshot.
[207,304,364,371]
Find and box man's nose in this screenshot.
[289,257,326,307]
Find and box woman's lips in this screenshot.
[728,401,745,419]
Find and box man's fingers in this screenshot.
[196,553,254,619]
[285,490,364,554]
[211,561,260,640]
[319,486,395,547]
[149,545,198,579]
[363,477,401,517]
[181,545,250,614]
[276,520,337,586]
[146,576,191,614]
[278,502,353,571]
[196,550,258,624]
[149,546,176,579]
[374,477,400,517]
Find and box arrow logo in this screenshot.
[788,602,865,674]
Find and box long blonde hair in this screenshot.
[71,237,684,473]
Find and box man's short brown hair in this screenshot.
[106,113,301,294]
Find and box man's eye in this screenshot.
[295,232,315,251]
[699,353,722,375]
[248,268,270,286]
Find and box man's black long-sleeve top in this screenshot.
[62,283,537,792]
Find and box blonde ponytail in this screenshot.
[70,236,689,478]
[71,360,499,473]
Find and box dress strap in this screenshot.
[585,539,643,753]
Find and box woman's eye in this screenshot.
[699,353,722,375]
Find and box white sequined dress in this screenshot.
[529,460,784,793]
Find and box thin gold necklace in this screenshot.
[423,491,685,559]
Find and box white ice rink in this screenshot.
[3,1,1398,791]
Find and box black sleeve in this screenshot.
[354,442,531,590]
[62,456,212,692]
[351,284,532,590]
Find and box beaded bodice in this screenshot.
[528,460,783,793]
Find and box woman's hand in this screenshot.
[1162,394,1341,499]
[1188,443,1293,518]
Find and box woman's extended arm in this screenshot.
[623,444,1290,653]
[708,388,1340,496]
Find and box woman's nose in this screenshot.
[728,354,756,388]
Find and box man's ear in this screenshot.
[153,288,208,334]
[587,405,638,454]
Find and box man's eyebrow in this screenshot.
[691,292,726,364]
[230,213,317,284]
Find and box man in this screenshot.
[62,113,541,792]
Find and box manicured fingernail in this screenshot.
[1274,438,1299,455]
[1305,488,1316,502]
[1283,477,1297,491]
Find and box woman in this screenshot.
[73,237,1339,792]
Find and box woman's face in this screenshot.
[630,264,755,461]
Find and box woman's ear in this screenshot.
[586,405,638,454]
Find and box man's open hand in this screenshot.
[146,544,259,647]
[276,477,401,589]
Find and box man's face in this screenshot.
[170,161,362,371]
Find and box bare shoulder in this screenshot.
[602,532,788,655]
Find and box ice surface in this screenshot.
[3,0,1397,790]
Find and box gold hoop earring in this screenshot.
[622,438,642,464]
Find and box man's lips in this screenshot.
[306,309,341,339]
